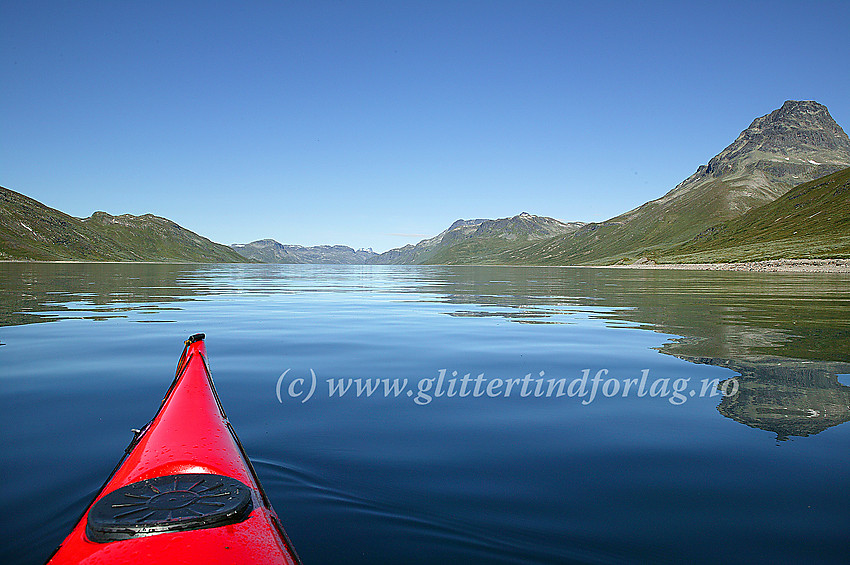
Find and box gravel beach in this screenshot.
[619,258,850,273]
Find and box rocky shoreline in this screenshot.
[620,258,850,273]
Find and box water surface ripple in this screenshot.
[1,263,848,564]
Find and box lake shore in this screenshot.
[3,258,850,272]
[617,258,850,273]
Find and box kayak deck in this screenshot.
[46,334,301,564]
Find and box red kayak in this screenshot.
[46,334,301,564]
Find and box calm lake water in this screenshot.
[1,263,849,564]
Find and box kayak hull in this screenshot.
[46,335,300,564]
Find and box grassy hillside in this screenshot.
[0,186,246,262]
[1,187,121,260]
[658,167,850,262]
[83,211,248,262]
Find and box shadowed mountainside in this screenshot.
[0,187,245,262]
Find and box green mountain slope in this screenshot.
[659,166,850,262]
[488,100,850,265]
[0,186,246,262]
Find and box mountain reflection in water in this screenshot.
[697,357,850,441]
[420,266,850,440]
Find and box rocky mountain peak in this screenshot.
[609,100,850,253]
[702,100,850,176]
[742,100,849,153]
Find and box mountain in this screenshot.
[368,213,585,265]
[659,166,850,262]
[7,101,847,265]
[490,100,850,265]
[231,239,378,264]
[0,186,246,262]
[627,100,850,223]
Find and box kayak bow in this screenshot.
[46,334,301,564]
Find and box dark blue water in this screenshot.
[1,263,849,564]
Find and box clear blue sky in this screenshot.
[2,1,849,252]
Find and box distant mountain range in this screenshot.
[232,240,377,264]
[0,187,244,262]
[2,100,848,265]
[230,213,581,264]
[366,213,584,264]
